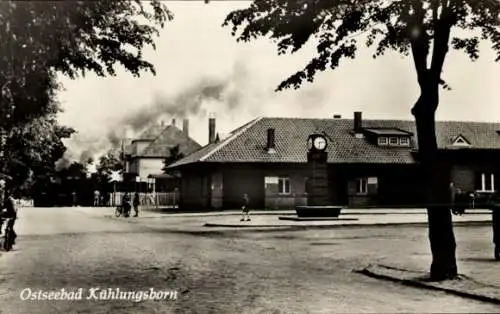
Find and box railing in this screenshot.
[109,191,179,208]
[153,192,180,208]
[14,199,34,207]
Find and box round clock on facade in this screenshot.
[313,136,327,150]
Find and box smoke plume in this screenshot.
[56,59,250,170]
[122,60,248,133]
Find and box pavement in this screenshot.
[75,206,494,229]
[3,206,499,313]
[357,264,500,305]
[143,207,493,217]
[203,212,492,228]
[94,205,500,306]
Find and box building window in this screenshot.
[389,137,399,145]
[478,173,495,192]
[356,178,368,195]
[278,177,291,195]
[378,137,388,145]
[400,137,409,146]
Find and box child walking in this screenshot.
[240,193,250,222]
[133,192,140,217]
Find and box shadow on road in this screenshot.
[309,242,340,246]
[460,257,498,263]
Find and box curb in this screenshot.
[143,211,492,217]
[278,217,359,221]
[355,265,500,305]
[203,220,491,229]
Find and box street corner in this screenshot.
[355,264,500,305]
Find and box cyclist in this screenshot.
[0,190,17,244]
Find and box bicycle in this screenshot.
[1,218,15,251]
[114,203,131,218]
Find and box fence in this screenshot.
[108,191,179,208]
[14,199,34,207]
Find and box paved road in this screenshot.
[0,207,498,313]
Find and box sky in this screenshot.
[56,1,500,163]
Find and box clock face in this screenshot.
[313,136,327,150]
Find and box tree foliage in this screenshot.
[0,0,172,125]
[0,0,171,195]
[162,145,185,173]
[5,110,75,196]
[95,150,123,184]
[224,0,500,92]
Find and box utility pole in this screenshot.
[121,138,126,193]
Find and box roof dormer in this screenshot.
[451,134,471,147]
[363,128,413,148]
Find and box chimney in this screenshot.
[182,119,189,137]
[171,118,176,127]
[208,113,216,144]
[354,111,363,138]
[333,114,342,119]
[267,128,276,153]
[160,120,165,127]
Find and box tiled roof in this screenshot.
[169,117,262,167]
[139,125,201,158]
[364,128,413,136]
[137,123,165,140]
[147,173,178,179]
[168,117,500,168]
[168,142,219,167]
[122,123,163,156]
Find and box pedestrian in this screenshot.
[240,193,250,222]
[93,190,100,207]
[133,192,140,217]
[122,192,131,217]
[488,193,500,261]
[452,188,466,216]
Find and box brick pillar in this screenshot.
[307,151,329,206]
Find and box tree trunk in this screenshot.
[412,83,458,281]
